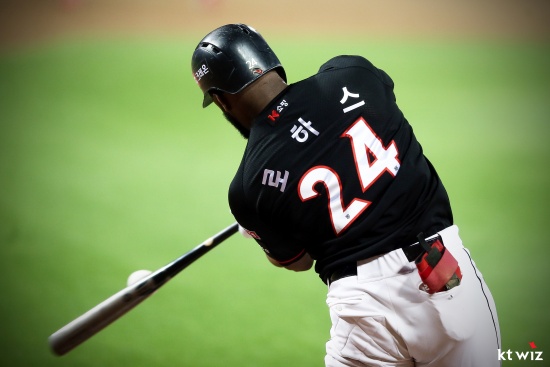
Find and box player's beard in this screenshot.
[223,111,250,139]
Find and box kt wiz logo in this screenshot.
[498,342,543,361]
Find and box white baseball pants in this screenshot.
[325,225,501,367]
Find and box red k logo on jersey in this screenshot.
[268,99,289,122]
[268,110,280,122]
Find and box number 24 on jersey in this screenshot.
[298,117,400,235]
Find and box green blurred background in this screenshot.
[1,1,549,366]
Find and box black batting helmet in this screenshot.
[191,24,286,108]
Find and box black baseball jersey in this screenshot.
[228,55,453,282]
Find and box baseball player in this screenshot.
[191,24,501,366]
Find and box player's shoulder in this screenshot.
[318,55,375,73]
[316,55,393,86]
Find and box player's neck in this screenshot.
[235,71,287,128]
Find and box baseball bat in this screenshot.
[49,222,239,356]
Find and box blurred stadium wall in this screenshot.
[1,0,549,50]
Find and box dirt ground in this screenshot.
[1,0,549,50]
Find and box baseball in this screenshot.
[127,269,152,287]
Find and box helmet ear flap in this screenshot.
[202,91,214,108]
[208,91,228,111]
[191,24,286,108]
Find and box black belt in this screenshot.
[327,239,434,285]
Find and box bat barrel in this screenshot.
[49,277,158,355]
[48,222,238,356]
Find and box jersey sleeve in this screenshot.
[254,232,308,266]
[235,215,308,266]
[229,162,308,266]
